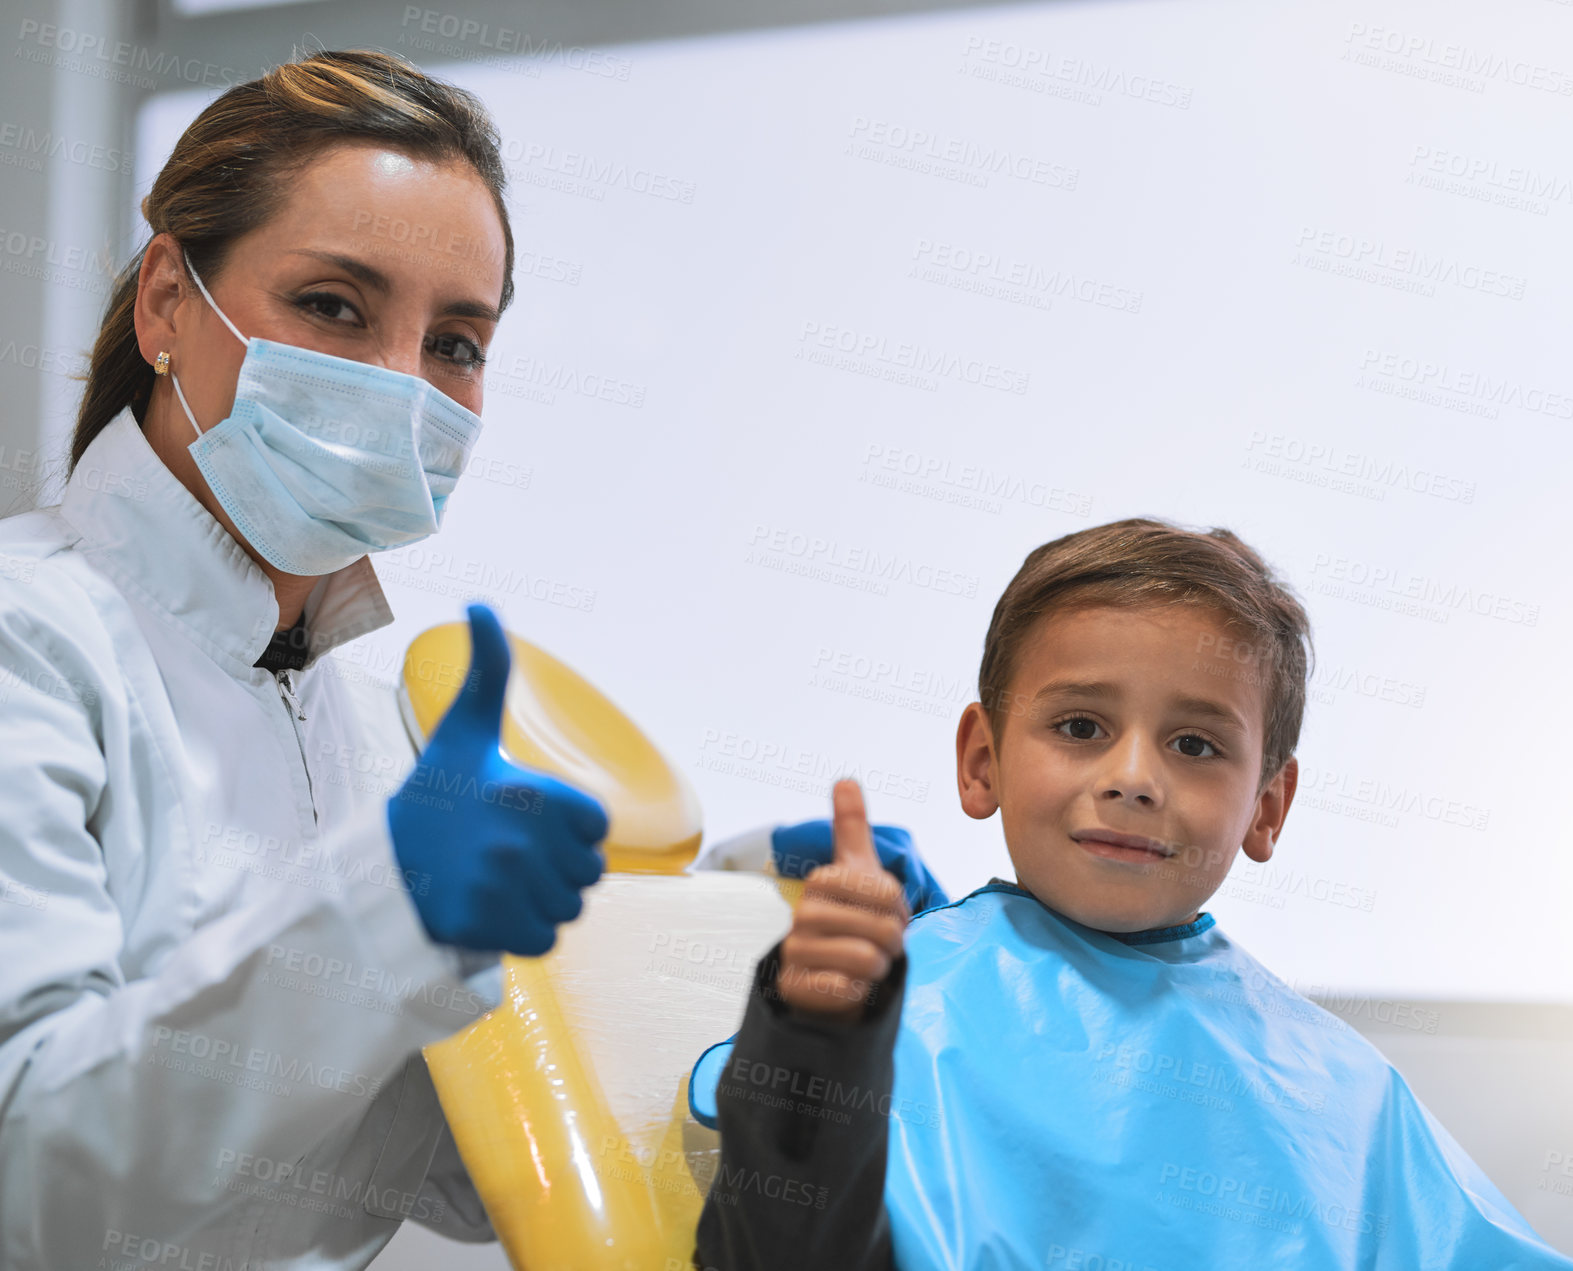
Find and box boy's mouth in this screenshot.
[1070,828,1175,863]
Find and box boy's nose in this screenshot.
[1095,737,1163,808]
[1097,784,1159,808]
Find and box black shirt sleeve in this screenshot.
[692,939,907,1271]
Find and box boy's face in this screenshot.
[955,602,1297,934]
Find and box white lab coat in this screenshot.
[0,406,503,1270]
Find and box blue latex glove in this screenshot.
[770,818,950,914]
[388,603,608,956]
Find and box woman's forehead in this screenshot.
[248,142,506,293]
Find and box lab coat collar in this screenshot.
[59,406,394,676]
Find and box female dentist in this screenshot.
[0,49,616,1271]
[0,47,947,1271]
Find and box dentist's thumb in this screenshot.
[428,602,511,757]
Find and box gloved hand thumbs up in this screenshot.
[387,603,609,957]
[426,602,512,761]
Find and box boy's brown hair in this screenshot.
[977,518,1313,787]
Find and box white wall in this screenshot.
[141,0,1573,1003]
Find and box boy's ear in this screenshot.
[1242,755,1298,863]
[956,702,1000,820]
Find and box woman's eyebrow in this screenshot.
[287,248,501,323]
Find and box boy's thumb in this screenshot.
[831,779,879,870]
[433,603,512,753]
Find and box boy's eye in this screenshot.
[1055,716,1105,741]
[1173,734,1218,758]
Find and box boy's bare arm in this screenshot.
[693,781,910,1271]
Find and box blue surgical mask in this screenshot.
[169,249,484,576]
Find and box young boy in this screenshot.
[689,518,1573,1270]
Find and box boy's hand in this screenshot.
[776,779,911,1023]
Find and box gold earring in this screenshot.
[153,351,170,376]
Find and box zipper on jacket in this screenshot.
[275,669,318,826]
[276,669,307,721]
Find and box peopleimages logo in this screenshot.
[1306,554,1538,627]
[1298,764,1490,831]
[846,116,1080,190]
[1406,145,1573,207]
[911,240,1143,313]
[1358,349,1573,420]
[1342,23,1573,96]
[1243,431,1476,503]
[14,19,248,89]
[398,6,633,79]
[502,139,694,202]
[696,727,931,804]
[0,123,132,174]
[745,523,981,598]
[1292,227,1527,299]
[860,444,1092,515]
[1157,1162,1390,1237]
[797,321,1030,394]
[959,34,1193,110]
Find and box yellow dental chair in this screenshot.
[398,622,803,1270]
